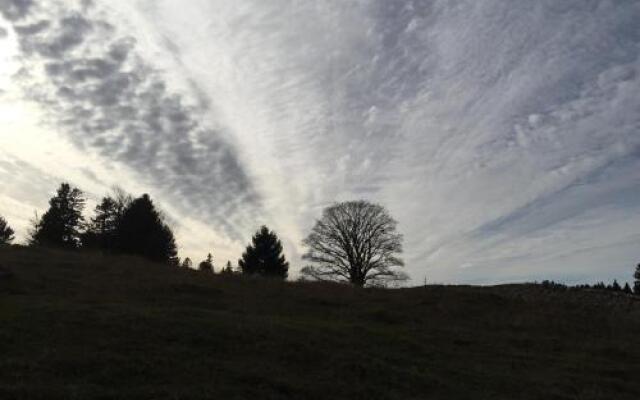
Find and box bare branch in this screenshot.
[301,200,407,287]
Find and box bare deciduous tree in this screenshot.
[301,200,407,287]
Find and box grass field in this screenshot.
[1,245,639,399]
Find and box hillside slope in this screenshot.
[0,246,639,399]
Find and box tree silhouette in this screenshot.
[30,183,85,249]
[82,190,132,251]
[634,264,640,295]
[220,260,234,275]
[301,200,406,287]
[199,253,214,273]
[115,194,177,264]
[181,257,193,269]
[611,280,621,292]
[0,215,15,245]
[239,226,288,279]
[623,282,633,295]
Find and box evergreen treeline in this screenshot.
[0,183,290,280]
[540,278,637,295]
[25,183,179,264]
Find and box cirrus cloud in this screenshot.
[1,0,639,284]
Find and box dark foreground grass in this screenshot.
[0,246,639,399]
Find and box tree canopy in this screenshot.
[198,253,214,273]
[0,215,15,245]
[634,263,640,295]
[82,189,132,251]
[238,226,289,279]
[114,194,178,264]
[30,183,85,249]
[220,260,234,275]
[301,200,406,287]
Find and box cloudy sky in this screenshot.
[0,0,639,285]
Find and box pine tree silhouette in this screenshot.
[239,226,288,279]
[0,215,15,245]
[115,194,177,264]
[198,253,214,272]
[220,260,234,275]
[611,280,621,292]
[594,282,606,290]
[82,194,130,251]
[30,183,85,249]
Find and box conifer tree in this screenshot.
[623,282,633,295]
[220,260,234,275]
[115,194,177,264]
[611,280,621,292]
[82,189,132,250]
[0,215,15,245]
[181,257,193,269]
[198,253,214,272]
[82,197,123,250]
[239,226,289,279]
[634,264,640,295]
[30,183,85,249]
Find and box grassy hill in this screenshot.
[0,246,639,399]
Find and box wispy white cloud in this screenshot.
[1,0,639,283]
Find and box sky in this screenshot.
[0,0,639,285]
